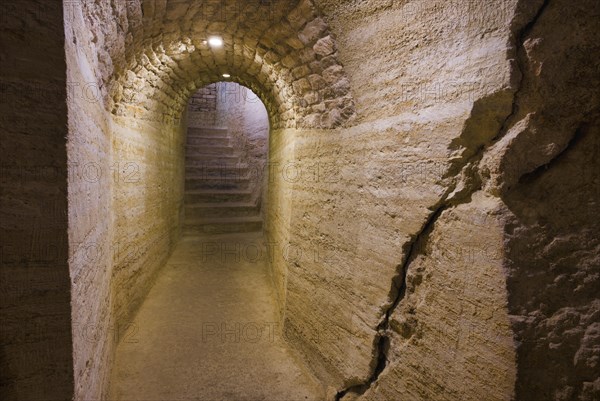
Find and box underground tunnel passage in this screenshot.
[109,82,324,399]
[1,1,599,401]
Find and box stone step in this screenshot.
[185,189,253,203]
[185,164,250,178]
[185,202,260,219]
[185,175,251,190]
[185,155,242,164]
[186,145,235,155]
[188,127,228,137]
[186,136,231,147]
[183,216,263,235]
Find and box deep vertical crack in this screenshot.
[334,2,553,399]
[334,205,445,400]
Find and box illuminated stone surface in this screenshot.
[1,1,599,401]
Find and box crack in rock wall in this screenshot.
[270,1,599,400]
[6,0,597,400]
[272,0,524,395]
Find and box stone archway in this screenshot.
[64,1,355,399]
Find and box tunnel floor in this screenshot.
[110,232,324,400]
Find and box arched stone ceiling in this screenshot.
[81,0,356,129]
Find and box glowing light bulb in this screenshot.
[208,36,223,47]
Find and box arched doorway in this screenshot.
[183,82,269,236]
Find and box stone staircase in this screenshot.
[184,127,262,235]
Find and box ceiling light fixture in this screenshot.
[207,36,223,48]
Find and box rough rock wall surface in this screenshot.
[489,0,600,399]
[305,0,598,400]
[110,116,185,339]
[265,127,297,317]
[265,0,524,396]
[64,1,186,399]
[504,125,600,401]
[269,0,598,400]
[65,4,117,398]
[65,3,116,398]
[355,194,517,401]
[0,1,73,399]
[6,1,597,400]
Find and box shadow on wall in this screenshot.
[498,0,600,398]
[504,122,600,401]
